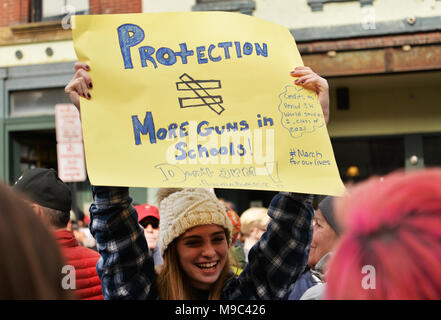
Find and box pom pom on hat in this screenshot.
[226,209,241,242]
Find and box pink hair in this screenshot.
[325,168,441,299]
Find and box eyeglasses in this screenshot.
[140,217,159,229]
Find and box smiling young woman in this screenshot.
[158,225,232,299]
[155,189,234,299]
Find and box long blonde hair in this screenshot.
[156,231,232,300]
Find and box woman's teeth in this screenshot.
[197,262,218,269]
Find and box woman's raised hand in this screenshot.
[64,62,93,113]
[290,66,330,124]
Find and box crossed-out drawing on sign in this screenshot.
[176,73,225,115]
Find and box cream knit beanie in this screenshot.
[158,188,233,256]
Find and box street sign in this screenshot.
[57,142,86,182]
[55,103,86,182]
[55,103,83,142]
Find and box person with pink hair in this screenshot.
[325,168,441,300]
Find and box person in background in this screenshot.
[135,203,163,267]
[67,210,97,250]
[0,182,73,299]
[13,168,104,300]
[289,196,341,300]
[239,207,270,263]
[326,168,441,299]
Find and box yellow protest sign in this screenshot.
[72,12,345,196]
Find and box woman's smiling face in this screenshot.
[308,209,339,268]
[176,224,229,290]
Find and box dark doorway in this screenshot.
[423,134,441,167]
[9,130,57,183]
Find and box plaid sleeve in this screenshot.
[89,186,157,300]
[222,192,314,300]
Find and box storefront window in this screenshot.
[332,136,405,184]
[423,134,441,167]
[10,130,57,183]
[9,88,70,117]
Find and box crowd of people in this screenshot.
[1,63,440,300]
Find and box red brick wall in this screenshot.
[89,0,142,15]
[0,0,30,27]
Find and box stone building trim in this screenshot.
[192,0,256,15]
[291,16,441,42]
[307,0,373,12]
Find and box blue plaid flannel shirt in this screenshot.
[89,186,314,300]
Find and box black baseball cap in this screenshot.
[13,168,72,212]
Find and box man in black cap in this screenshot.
[14,168,72,228]
[288,196,342,300]
[13,168,104,300]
